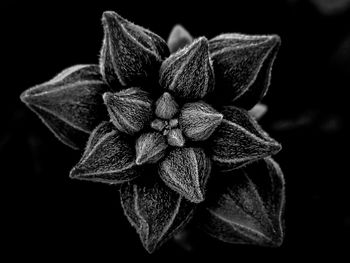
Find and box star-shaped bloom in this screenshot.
[20,11,285,253]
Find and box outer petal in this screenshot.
[159,147,212,203]
[210,106,281,171]
[103,88,153,135]
[100,11,169,88]
[160,37,215,101]
[199,158,285,247]
[69,121,139,184]
[20,65,108,149]
[209,34,280,109]
[120,173,196,253]
[167,24,193,54]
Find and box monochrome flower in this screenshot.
[20,11,285,253]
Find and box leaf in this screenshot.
[179,101,223,141]
[100,11,169,88]
[135,132,168,165]
[20,64,108,149]
[69,121,139,184]
[120,173,196,253]
[167,24,193,54]
[166,128,185,147]
[160,37,215,101]
[209,34,280,109]
[248,103,268,120]
[159,147,212,203]
[199,158,285,247]
[154,92,179,120]
[210,106,281,171]
[103,88,153,135]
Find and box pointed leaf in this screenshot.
[199,158,285,247]
[100,11,169,88]
[103,88,153,135]
[159,147,211,203]
[179,102,223,141]
[135,132,168,165]
[160,37,215,100]
[166,128,185,147]
[20,64,108,149]
[70,122,139,184]
[209,34,280,109]
[120,174,196,253]
[167,24,193,54]
[210,106,281,171]
[155,92,179,119]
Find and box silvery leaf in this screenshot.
[209,34,280,109]
[199,158,285,247]
[159,147,212,203]
[160,37,215,101]
[100,11,169,88]
[20,64,108,149]
[210,106,281,171]
[135,132,168,165]
[69,121,139,184]
[120,173,196,253]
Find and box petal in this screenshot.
[154,92,179,119]
[103,88,153,135]
[248,103,268,120]
[100,11,169,88]
[167,128,185,147]
[199,158,285,247]
[20,65,108,149]
[210,106,281,171]
[69,122,139,184]
[160,37,215,101]
[209,34,280,109]
[159,147,212,203]
[135,132,168,165]
[179,102,223,141]
[120,174,196,253]
[167,24,193,54]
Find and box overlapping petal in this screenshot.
[210,106,281,171]
[209,34,280,109]
[20,65,108,149]
[100,11,169,88]
[69,121,139,184]
[159,147,212,203]
[120,174,196,253]
[135,132,168,165]
[103,88,153,135]
[160,37,215,101]
[199,158,285,247]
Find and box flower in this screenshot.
[20,10,285,253]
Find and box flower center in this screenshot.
[150,118,185,147]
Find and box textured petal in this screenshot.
[179,102,223,141]
[248,103,268,120]
[120,174,196,253]
[103,88,153,135]
[100,11,169,88]
[167,128,185,147]
[154,92,179,120]
[199,158,285,247]
[20,65,108,149]
[167,24,193,54]
[135,132,168,165]
[210,106,281,171]
[160,37,215,101]
[69,122,139,184]
[159,148,211,203]
[209,34,280,109]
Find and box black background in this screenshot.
[3,0,349,261]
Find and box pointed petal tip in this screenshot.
[19,90,30,104]
[102,11,117,23]
[102,91,112,103]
